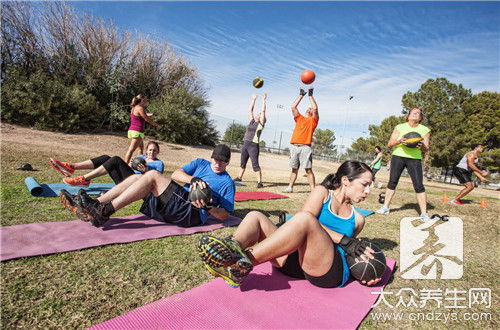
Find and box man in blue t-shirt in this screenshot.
[59,145,235,228]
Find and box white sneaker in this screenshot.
[282,187,293,193]
[376,206,390,214]
[377,183,383,189]
[421,213,431,222]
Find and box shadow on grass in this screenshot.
[389,202,437,213]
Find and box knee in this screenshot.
[291,168,299,174]
[414,186,426,194]
[290,211,319,228]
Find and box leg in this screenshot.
[237,167,246,180]
[454,182,474,200]
[255,169,262,184]
[245,211,335,277]
[82,166,108,181]
[96,173,144,203]
[383,188,396,209]
[384,155,405,208]
[288,168,299,188]
[110,170,170,211]
[406,158,427,214]
[137,139,144,156]
[416,192,427,214]
[238,143,250,180]
[305,168,315,190]
[71,160,96,170]
[124,137,142,164]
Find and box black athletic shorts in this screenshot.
[140,181,202,228]
[453,166,472,184]
[274,245,344,288]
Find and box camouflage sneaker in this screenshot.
[59,189,89,222]
[198,235,253,281]
[78,189,109,227]
[203,262,249,288]
[49,158,75,177]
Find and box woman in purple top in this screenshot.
[124,94,161,164]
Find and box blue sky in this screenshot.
[72,1,499,150]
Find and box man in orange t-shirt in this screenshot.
[282,86,319,193]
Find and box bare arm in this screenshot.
[136,106,160,129]
[418,132,431,153]
[260,93,267,125]
[466,153,489,182]
[387,128,401,148]
[309,88,319,120]
[370,152,383,166]
[291,88,306,119]
[248,94,257,122]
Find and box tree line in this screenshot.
[1,1,219,145]
[349,78,499,173]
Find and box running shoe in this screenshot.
[203,262,248,288]
[450,199,464,205]
[59,189,89,222]
[282,187,293,193]
[198,235,253,288]
[420,213,431,222]
[198,235,253,269]
[63,176,90,187]
[49,158,75,177]
[376,206,390,215]
[233,177,242,182]
[257,182,264,189]
[78,189,109,227]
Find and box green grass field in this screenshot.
[1,129,498,329]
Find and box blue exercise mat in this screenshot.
[25,176,115,197]
[285,208,374,221]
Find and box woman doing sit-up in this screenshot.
[49,141,163,186]
[198,160,381,288]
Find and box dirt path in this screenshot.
[2,123,498,199]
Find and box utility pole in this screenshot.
[337,95,353,163]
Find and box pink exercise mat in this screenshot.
[91,258,396,329]
[0,214,241,262]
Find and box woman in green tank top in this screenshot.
[376,107,431,222]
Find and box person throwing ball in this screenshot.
[198,161,380,288]
[376,107,431,221]
[451,144,489,205]
[282,86,319,193]
[233,93,267,188]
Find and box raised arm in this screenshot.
[260,93,267,125]
[248,94,258,121]
[309,87,319,120]
[291,88,307,119]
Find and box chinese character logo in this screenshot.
[400,217,463,279]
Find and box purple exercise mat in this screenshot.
[91,259,396,329]
[0,214,241,261]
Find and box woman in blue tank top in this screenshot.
[199,161,382,289]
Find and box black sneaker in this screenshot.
[59,189,89,222]
[233,177,242,182]
[77,189,109,227]
[256,182,263,189]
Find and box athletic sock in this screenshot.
[102,202,116,217]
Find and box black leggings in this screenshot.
[387,155,425,193]
[275,246,344,288]
[90,155,135,184]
